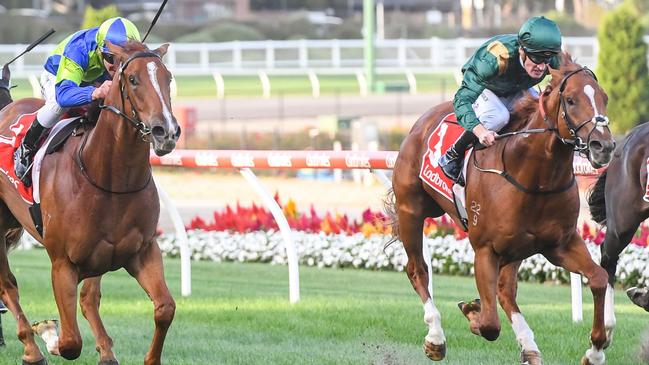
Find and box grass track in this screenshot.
[8,73,455,101]
[0,249,646,364]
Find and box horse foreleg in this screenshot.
[0,263,46,364]
[80,276,118,365]
[548,237,608,365]
[599,220,639,348]
[472,246,501,341]
[125,240,175,365]
[398,204,445,361]
[497,260,542,365]
[50,259,82,360]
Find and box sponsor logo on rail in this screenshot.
[267,153,292,167]
[305,153,331,167]
[231,153,255,167]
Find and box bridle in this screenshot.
[473,66,609,195]
[76,50,167,194]
[99,51,165,141]
[540,66,610,154]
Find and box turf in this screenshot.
[0,249,646,364]
[8,73,455,101]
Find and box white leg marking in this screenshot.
[585,344,606,365]
[511,312,540,353]
[583,84,604,133]
[147,61,174,132]
[423,299,445,345]
[605,284,616,343]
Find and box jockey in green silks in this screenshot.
[439,16,562,186]
[14,17,141,187]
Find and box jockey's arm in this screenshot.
[54,52,96,108]
[453,58,498,131]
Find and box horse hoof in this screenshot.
[98,360,119,365]
[22,358,47,365]
[423,340,446,361]
[458,299,481,316]
[520,350,543,365]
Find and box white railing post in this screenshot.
[265,40,275,70]
[212,71,225,99]
[156,182,192,297]
[239,168,300,304]
[571,273,583,322]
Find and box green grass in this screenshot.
[8,73,455,101]
[0,249,646,364]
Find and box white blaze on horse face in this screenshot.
[147,62,174,133]
[583,84,604,133]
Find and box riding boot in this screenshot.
[13,119,47,187]
[439,130,478,186]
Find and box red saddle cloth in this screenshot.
[0,112,37,204]
[419,113,468,202]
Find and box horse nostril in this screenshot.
[151,125,166,138]
[589,140,603,152]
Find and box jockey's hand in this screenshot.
[473,124,497,147]
[91,80,112,100]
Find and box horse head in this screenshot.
[104,40,180,156]
[543,52,615,168]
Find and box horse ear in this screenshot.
[153,43,169,57]
[543,84,553,95]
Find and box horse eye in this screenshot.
[128,75,138,86]
[566,97,574,105]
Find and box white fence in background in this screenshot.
[2,36,648,77]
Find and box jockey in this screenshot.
[439,16,562,185]
[13,17,141,186]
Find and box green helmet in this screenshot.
[518,16,562,55]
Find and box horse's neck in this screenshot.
[506,112,575,184]
[81,104,151,189]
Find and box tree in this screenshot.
[597,1,649,134]
[81,3,120,30]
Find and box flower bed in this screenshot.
[158,195,649,287]
[158,230,649,287]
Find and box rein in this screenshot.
[75,50,162,194]
[472,68,604,195]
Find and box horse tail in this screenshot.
[587,170,608,224]
[5,228,24,251]
[383,187,400,247]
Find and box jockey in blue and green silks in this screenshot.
[14,17,141,187]
[439,16,562,186]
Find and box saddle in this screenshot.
[419,113,471,231]
[0,111,90,236]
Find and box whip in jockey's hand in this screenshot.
[13,17,141,187]
[439,16,562,186]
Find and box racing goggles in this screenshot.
[525,51,556,65]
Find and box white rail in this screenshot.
[1,36,647,77]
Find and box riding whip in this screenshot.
[4,28,55,67]
[142,0,169,42]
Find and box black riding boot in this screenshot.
[13,119,47,187]
[439,130,478,186]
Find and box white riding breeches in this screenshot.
[472,87,538,132]
[36,71,69,128]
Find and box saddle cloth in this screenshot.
[419,113,471,202]
[0,112,81,204]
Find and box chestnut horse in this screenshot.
[0,40,179,365]
[386,54,616,364]
[588,121,649,337]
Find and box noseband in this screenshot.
[541,67,610,153]
[99,51,164,141]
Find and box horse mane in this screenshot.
[505,51,579,133]
[120,40,150,54]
